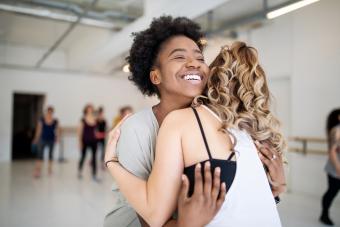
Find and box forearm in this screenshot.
[77,125,83,147]
[33,132,40,143]
[163,219,192,227]
[78,137,82,147]
[56,127,61,142]
[107,162,164,226]
[33,125,41,143]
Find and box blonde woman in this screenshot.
[106,41,286,227]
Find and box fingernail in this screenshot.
[181,175,186,181]
[215,167,221,173]
[205,161,210,168]
[197,163,201,169]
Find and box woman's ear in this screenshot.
[150,69,161,85]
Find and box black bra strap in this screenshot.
[191,107,213,160]
[227,152,235,161]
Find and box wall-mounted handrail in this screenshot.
[289,136,327,155]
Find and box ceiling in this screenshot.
[0,0,297,73]
[196,0,289,33]
[0,11,112,49]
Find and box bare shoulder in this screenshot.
[164,108,192,122]
[163,107,195,125]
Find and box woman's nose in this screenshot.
[185,58,201,69]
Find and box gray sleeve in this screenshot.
[103,203,140,227]
[116,119,152,180]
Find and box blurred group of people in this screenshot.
[32,104,133,180]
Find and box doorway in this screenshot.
[11,93,45,160]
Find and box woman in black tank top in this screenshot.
[78,104,99,181]
[183,107,236,196]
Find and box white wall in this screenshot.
[0,67,154,162]
[241,0,340,198]
[0,43,67,69]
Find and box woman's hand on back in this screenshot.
[255,141,286,197]
[177,162,226,227]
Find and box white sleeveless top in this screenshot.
[202,106,282,227]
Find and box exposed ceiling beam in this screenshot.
[208,0,320,35]
[35,0,99,68]
[0,0,136,29]
[30,0,137,22]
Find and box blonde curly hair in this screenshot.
[194,41,286,155]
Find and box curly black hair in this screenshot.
[127,16,204,97]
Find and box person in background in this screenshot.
[320,108,340,226]
[96,106,107,169]
[32,106,60,178]
[78,104,99,181]
[112,106,133,128]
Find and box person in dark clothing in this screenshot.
[320,108,340,226]
[96,106,107,169]
[78,104,99,181]
[33,106,60,178]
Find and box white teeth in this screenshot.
[184,74,201,81]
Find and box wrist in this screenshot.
[177,219,189,227]
[105,157,119,168]
[177,217,204,227]
[277,184,287,194]
[272,184,286,197]
[271,180,287,189]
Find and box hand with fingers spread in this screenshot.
[177,162,226,227]
[255,141,286,197]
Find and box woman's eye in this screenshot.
[174,56,185,60]
[197,58,205,62]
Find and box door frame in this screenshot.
[11,91,46,160]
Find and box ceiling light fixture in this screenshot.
[122,64,130,73]
[266,0,320,19]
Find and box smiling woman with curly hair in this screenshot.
[127,16,204,97]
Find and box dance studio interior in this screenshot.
[0,0,339,226]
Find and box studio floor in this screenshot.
[0,160,339,227]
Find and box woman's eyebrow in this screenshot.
[168,48,186,57]
[168,48,203,57]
